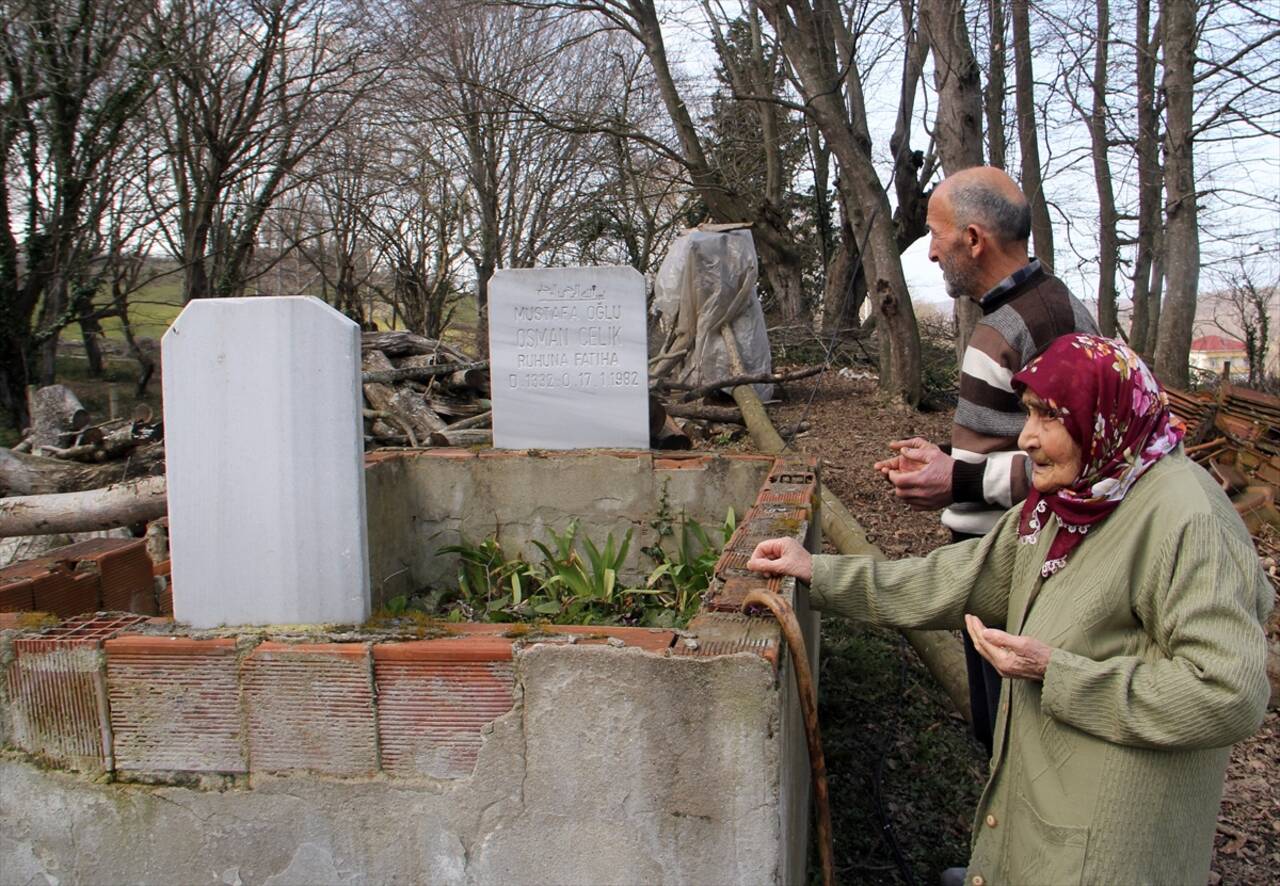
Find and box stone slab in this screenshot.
[488,267,649,449]
[161,297,370,627]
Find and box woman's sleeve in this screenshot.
[1040,513,1272,749]
[807,508,1019,630]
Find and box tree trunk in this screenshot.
[1090,0,1119,336]
[0,475,167,537]
[1011,0,1054,269]
[923,0,986,363]
[985,0,1008,169]
[1128,0,1162,356]
[0,444,165,497]
[1153,0,1198,388]
[760,0,921,405]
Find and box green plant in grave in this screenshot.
[639,499,736,628]
[532,519,635,624]
[435,536,538,622]
[429,509,732,627]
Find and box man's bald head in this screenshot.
[935,167,1031,247]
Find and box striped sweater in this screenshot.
[945,260,1098,536]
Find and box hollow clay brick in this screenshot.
[105,635,246,774]
[373,637,516,779]
[243,642,377,777]
[7,614,150,772]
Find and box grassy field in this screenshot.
[2,273,484,445]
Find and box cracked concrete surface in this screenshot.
[1,642,807,885]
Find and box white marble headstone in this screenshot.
[161,297,370,627]
[488,267,649,449]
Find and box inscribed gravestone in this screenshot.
[489,267,649,449]
[161,297,369,627]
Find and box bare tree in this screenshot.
[922,0,986,360]
[1210,264,1276,388]
[146,0,382,303]
[1010,0,1054,268]
[758,0,925,404]
[983,0,1008,170]
[1127,0,1164,356]
[0,0,155,428]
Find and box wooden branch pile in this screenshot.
[361,332,493,449]
[11,384,164,471]
[648,363,822,448]
[3,384,167,537]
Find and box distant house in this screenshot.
[1189,334,1247,375]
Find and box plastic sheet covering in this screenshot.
[652,226,773,400]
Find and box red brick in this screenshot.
[48,538,155,615]
[243,642,377,777]
[5,647,107,771]
[105,636,245,774]
[374,638,515,779]
[0,578,35,612]
[5,615,148,772]
[32,569,100,619]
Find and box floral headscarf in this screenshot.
[1012,334,1185,577]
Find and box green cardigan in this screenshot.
[810,453,1272,886]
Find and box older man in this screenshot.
[875,166,1098,754]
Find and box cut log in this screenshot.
[0,475,167,536]
[27,384,90,448]
[361,360,489,386]
[653,415,692,450]
[427,429,493,447]
[0,444,165,496]
[444,410,492,432]
[361,331,470,362]
[664,403,746,424]
[719,326,972,722]
[362,351,447,440]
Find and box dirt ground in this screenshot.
[757,369,1279,885]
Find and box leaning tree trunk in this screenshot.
[720,328,971,721]
[1153,0,1198,388]
[1011,0,1054,269]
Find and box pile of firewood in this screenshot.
[360,331,492,449]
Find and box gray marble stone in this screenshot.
[161,297,369,627]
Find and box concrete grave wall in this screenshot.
[1,454,822,885]
[365,450,775,605]
[1,645,798,885]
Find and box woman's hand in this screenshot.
[747,537,813,584]
[965,614,1052,681]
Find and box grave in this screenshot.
[161,296,370,628]
[488,266,649,449]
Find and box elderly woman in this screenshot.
[749,334,1272,886]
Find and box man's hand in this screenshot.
[875,437,955,510]
[747,537,813,584]
[965,615,1052,681]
